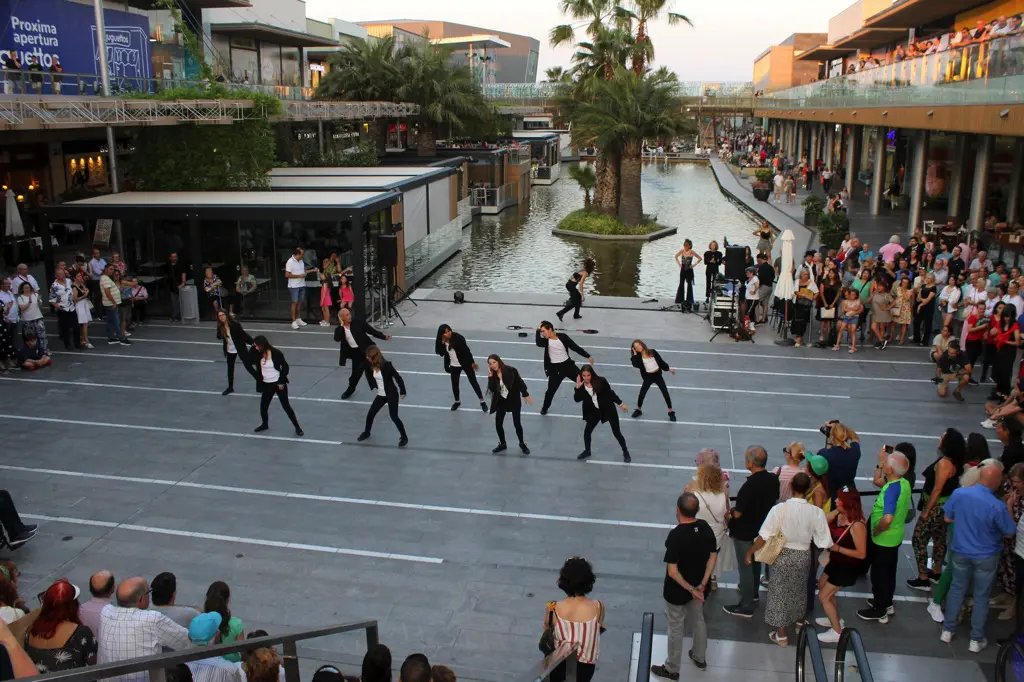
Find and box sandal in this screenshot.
[769,631,789,647]
[849,348,857,353]
[832,345,840,351]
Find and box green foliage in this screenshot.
[294,141,380,168]
[754,168,774,183]
[817,211,850,250]
[153,0,214,81]
[568,165,597,192]
[801,194,827,216]
[458,107,513,141]
[315,37,402,102]
[558,209,661,235]
[398,41,488,131]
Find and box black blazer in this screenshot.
[535,330,590,376]
[574,378,623,422]
[487,365,529,412]
[435,329,476,372]
[367,361,406,397]
[333,319,387,365]
[255,348,289,390]
[216,321,253,357]
[630,349,670,376]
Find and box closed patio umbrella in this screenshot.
[774,229,796,346]
[4,189,24,238]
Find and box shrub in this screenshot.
[557,209,662,236]
[801,194,826,216]
[754,168,774,184]
[818,211,850,250]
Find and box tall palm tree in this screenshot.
[549,0,625,50]
[544,66,572,83]
[397,42,488,157]
[574,66,690,226]
[315,37,404,153]
[623,0,692,74]
[567,164,597,208]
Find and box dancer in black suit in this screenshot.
[536,321,594,415]
[486,354,532,455]
[252,336,302,436]
[555,257,596,321]
[435,324,487,412]
[216,311,259,395]
[629,339,677,421]
[357,345,408,447]
[334,308,390,399]
[574,365,630,462]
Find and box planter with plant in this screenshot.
[801,194,826,228]
[752,168,773,202]
[817,210,850,251]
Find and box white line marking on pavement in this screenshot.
[0,376,994,443]
[57,351,215,363]
[714,582,927,603]
[2,465,675,530]
[21,514,442,564]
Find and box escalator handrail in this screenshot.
[995,638,1024,682]
[635,613,656,682]
[795,627,829,682]
[834,628,874,682]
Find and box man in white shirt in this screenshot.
[284,247,314,330]
[87,248,107,309]
[98,577,191,682]
[10,263,38,294]
[741,267,759,327]
[970,251,988,272]
[1003,281,1024,316]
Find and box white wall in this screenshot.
[403,185,428,248]
[428,179,451,233]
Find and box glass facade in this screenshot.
[259,42,282,85]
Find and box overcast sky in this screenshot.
[306,0,855,81]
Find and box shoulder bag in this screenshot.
[754,504,787,566]
[819,523,852,569]
[538,608,556,655]
[694,491,724,528]
[820,307,836,320]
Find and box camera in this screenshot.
[820,419,840,441]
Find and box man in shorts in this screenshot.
[284,247,314,330]
[936,341,970,402]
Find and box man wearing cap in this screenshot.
[857,452,912,624]
[185,612,245,682]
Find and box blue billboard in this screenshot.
[1,0,151,90]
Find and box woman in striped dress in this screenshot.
[545,557,603,682]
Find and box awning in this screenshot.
[433,35,512,50]
[210,23,340,47]
[118,0,248,7]
[832,27,908,50]
[865,0,990,29]
[795,44,853,62]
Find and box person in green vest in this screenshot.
[857,451,911,624]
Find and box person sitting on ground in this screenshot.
[16,334,50,371]
[78,571,114,637]
[24,579,96,674]
[184,612,245,682]
[982,377,1024,429]
[935,341,971,402]
[150,572,199,628]
[97,577,190,674]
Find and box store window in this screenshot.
[281,46,300,87]
[260,42,282,85]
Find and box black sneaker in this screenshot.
[222,387,234,396]
[398,436,408,447]
[649,665,679,681]
[969,378,979,386]
[573,315,582,320]
[929,571,942,584]
[577,450,592,460]
[881,339,888,349]
[20,524,37,534]
[623,451,632,463]
[688,650,707,671]
[119,339,132,346]
[931,377,942,384]
[856,607,889,622]
[451,402,461,411]
[357,432,370,442]
[863,600,894,614]
[8,529,36,549]
[492,443,507,454]
[906,578,932,591]
[723,604,754,618]
[556,312,564,322]
[631,408,642,419]
[254,424,269,433]
[519,442,530,455]
[540,408,548,416]
[873,342,883,349]
[480,401,488,413]
[294,428,304,437]
[668,412,677,422]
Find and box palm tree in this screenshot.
[574,66,690,226]
[623,0,692,74]
[549,0,624,50]
[315,37,404,153]
[544,66,572,83]
[397,42,488,157]
[568,164,597,208]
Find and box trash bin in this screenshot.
[179,284,199,325]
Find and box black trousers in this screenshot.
[981,343,998,382]
[0,490,28,539]
[226,352,258,389]
[259,384,300,428]
[995,345,1017,396]
[365,394,406,437]
[131,302,148,323]
[56,309,78,349]
[913,303,935,344]
[495,404,524,445]
[541,361,580,412]
[705,269,718,300]
[557,290,583,319]
[676,268,695,308]
[1015,554,1023,637]
[344,353,373,392]
[584,412,628,454]
[637,373,672,410]
[870,543,900,610]
[965,339,984,378]
[449,366,484,402]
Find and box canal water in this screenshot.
[422,161,760,299]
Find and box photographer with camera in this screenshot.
[816,421,862,504]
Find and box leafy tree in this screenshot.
[568,164,597,208]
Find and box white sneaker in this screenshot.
[84,343,94,349]
[814,617,844,629]
[968,638,987,653]
[297,319,308,327]
[927,602,944,623]
[318,320,329,327]
[981,419,996,429]
[817,629,842,644]
[291,320,300,330]
[940,630,953,644]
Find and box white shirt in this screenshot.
[745,276,759,300]
[224,330,236,354]
[970,258,986,272]
[446,343,460,368]
[0,290,17,323]
[17,293,42,321]
[498,378,509,399]
[186,657,246,682]
[965,287,987,308]
[584,384,599,409]
[285,256,306,289]
[642,356,659,373]
[1016,512,1024,559]
[343,325,358,349]
[940,286,961,313]
[934,268,949,285]
[260,356,280,383]
[1004,294,1024,314]
[11,273,38,293]
[49,278,74,310]
[758,498,833,552]
[373,369,385,397]
[547,338,569,364]
[97,604,191,682]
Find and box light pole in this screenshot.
[92,0,124,253]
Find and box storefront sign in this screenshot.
[309,63,325,72]
[93,218,113,246]
[0,0,151,80]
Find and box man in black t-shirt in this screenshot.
[724,446,779,618]
[650,493,716,678]
[936,341,970,401]
[703,246,723,301]
[755,254,775,324]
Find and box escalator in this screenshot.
[797,627,875,682]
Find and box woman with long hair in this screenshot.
[71,270,93,349]
[486,354,532,455]
[204,581,244,661]
[358,345,408,447]
[893,277,915,344]
[981,301,1005,385]
[318,258,333,326]
[556,257,596,322]
[833,288,864,353]
[817,269,841,347]
[992,303,1021,401]
[753,221,773,258]
[914,272,938,345]
[544,557,604,682]
[435,324,487,412]
[629,340,676,421]
[869,279,894,349]
[703,241,723,301]
[0,561,27,624]
[252,336,302,436]
[216,311,258,396]
[674,239,702,311]
[685,463,734,592]
[907,428,965,591]
[24,579,96,673]
[805,454,831,511]
[573,365,630,463]
[851,268,873,343]
[743,245,755,270]
[815,488,868,643]
[792,269,818,348]
[338,273,355,312]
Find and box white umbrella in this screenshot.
[5,189,24,238]
[774,229,796,345]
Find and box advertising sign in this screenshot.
[1,0,151,90]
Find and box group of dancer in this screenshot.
[210,293,680,461]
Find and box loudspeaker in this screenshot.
[377,234,399,267]
[724,246,746,280]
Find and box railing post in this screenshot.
[148,666,166,682]
[282,638,301,682]
[366,623,380,649]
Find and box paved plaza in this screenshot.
[0,296,1008,682]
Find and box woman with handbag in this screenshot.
[745,472,832,648]
[791,270,818,348]
[541,557,603,682]
[71,270,94,349]
[815,487,868,643]
[816,270,841,347]
[685,462,734,592]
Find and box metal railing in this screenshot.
[16,620,379,682]
[534,166,553,180]
[470,182,515,207]
[2,72,315,100]
[795,626,829,682]
[995,638,1024,682]
[635,613,655,682]
[834,628,874,682]
[483,81,753,104]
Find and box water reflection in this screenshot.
[423,162,760,299]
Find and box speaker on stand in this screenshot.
[724,246,747,281]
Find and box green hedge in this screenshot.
[557,210,663,236]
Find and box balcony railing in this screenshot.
[483,81,753,104]
[470,182,515,207]
[761,32,1024,109]
[3,72,316,100]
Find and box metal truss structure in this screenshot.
[284,101,419,121]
